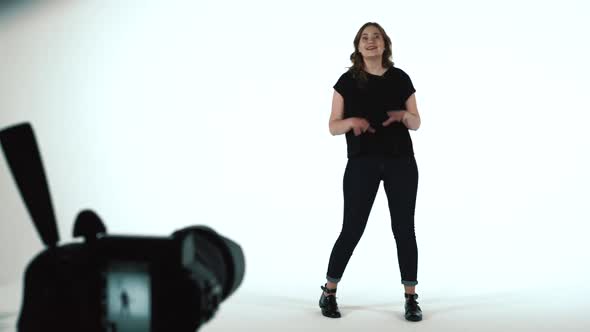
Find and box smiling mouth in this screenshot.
[366,46,377,50]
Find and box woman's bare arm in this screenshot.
[328,90,374,136]
[402,93,421,130]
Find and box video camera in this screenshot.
[0,123,245,332]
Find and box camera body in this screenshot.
[19,227,226,332]
[0,123,245,332]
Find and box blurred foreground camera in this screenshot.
[0,123,245,332]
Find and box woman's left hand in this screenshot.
[382,110,406,127]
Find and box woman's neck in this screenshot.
[363,58,386,76]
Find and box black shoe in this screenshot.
[319,284,341,318]
[404,293,422,322]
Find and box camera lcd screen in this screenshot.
[104,261,151,332]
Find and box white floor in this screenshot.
[205,289,589,332]
[2,281,589,332]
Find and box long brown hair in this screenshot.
[349,22,394,82]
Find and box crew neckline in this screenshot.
[365,66,392,77]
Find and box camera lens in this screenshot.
[174,226,245,300]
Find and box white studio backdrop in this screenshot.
[1,0,589,319]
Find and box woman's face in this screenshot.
[358,25,385,59]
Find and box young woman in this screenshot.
[319,22,423,322]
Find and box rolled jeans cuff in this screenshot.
[326,275,341,283]
[402,280,418,286]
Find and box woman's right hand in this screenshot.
[348,117,375,136]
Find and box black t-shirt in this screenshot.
[333,66,416,158]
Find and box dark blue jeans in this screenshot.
[326,154,419,286]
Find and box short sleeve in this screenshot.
[399,69,416,102]
[333,72,351,98]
